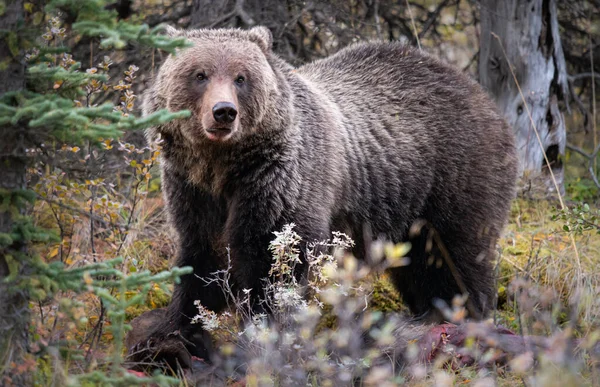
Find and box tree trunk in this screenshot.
[479,0,569,196]
[190,0,236,28]
[0,0,30,384]
[190,0,300,62]
[190,0,289,29]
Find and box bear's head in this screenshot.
[147,26,283,144]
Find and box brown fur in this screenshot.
[131,26,518,367]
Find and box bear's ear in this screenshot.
[161,25,182,37]
[248,26,273,53]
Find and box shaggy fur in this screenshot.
[131,26,518,364]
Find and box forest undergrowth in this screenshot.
[26,102,600,385]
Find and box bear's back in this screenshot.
[294,41,517,243]
[296,42,498,142]
[295,41,515,183]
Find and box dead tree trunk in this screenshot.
[479,0,569,196]
[0,0,30,384]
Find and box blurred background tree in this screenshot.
[0,1,28,385]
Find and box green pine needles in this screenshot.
[0,1,191,385]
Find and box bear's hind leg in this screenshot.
[387,221,495,323]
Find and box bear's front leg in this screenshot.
[127,170,228,370]
[223,190,331,312]
[223,191,285,310]
[128,188,289,371]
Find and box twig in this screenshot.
[569,72,600,82]
[114,157,154,257]
[202,9,236,29]
[502,256,526,273]
[590,35,597,177]
[38,301,45,325]
[146,4,192,27]
[196,0,254,29]
[417,0,450,42]
[569,73,600,82]
[45,196,65,262]
[405,0,421,50]
[462,49,479,72]
[35,193,129,230]
[373,0,382,40]
[409,220,480,319]
[492,249,502,325]
[566,143,600,189]
[568,78,592,133]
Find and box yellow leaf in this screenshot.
[48,246,59,259]
[384,242,411,260]
[32,12,44,26]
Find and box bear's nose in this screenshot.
[212,102,238,124]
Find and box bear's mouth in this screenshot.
[205,127,233,141]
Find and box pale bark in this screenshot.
[479,0,569,196]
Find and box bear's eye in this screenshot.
[235,75,245,85]
[196,72,207,82]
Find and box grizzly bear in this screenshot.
[129,26,518,367]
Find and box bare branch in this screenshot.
[566,143,600,189]
[569,72,600,82]
[36,194,129,230]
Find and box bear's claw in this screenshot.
[127,333,194,372]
